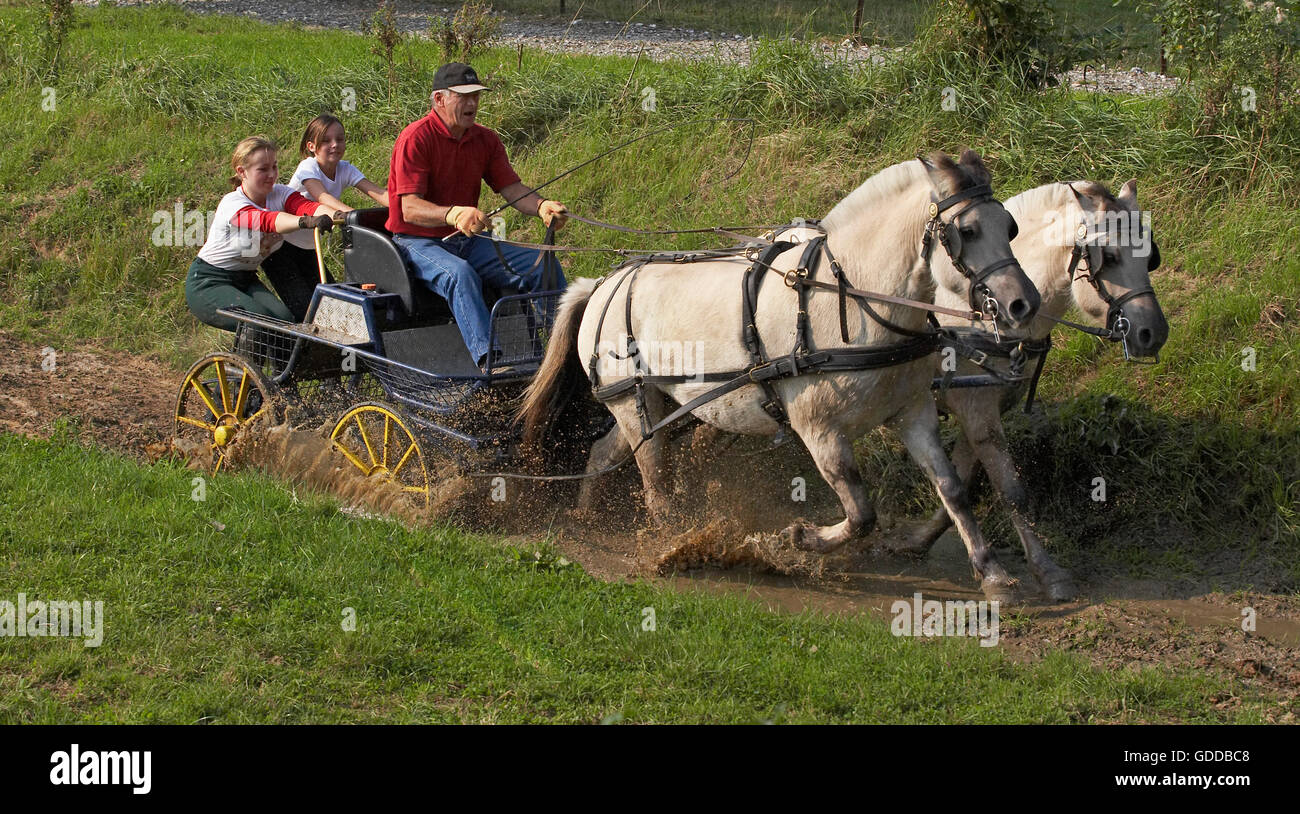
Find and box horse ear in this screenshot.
[918,151,955,172]
[1118,178,1138,207]
[919,151,960,195]
[957,148,991,185]
[1066,181,1098,211]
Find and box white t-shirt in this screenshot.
[285,158,367,249]
[197,184,298,271]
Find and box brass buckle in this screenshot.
[783,268,808,288]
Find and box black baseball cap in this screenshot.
[432,63,490,93]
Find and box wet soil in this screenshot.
[1,328,1296,715]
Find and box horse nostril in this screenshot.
[1008,298,1031,323]
[1138,327,1153,349]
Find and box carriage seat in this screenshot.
[341,207,453,323]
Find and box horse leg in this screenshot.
[963,419,1077,602]
[782,425,876,553]
[889,432,981,556]
[606,392,675,526]
[576,424,630,512]
[894,402,1019,603]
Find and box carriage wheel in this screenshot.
[174,352,278,474]
[329,403,430,508]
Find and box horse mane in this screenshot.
[1000,183,1077,307]
[818,160,932,305]
[820,160,928,230]
[1007,180,1124,221]
[1067,179,1125,211]
[1004,181,1069,221]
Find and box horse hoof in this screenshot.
[979,575,1021,605]
[782,521,824,551]
[779,522,805,549]
[781,521,846,554]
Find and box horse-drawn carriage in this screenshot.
[173,207,599,505]
[173,150,1167,602]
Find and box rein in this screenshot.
[483,116,758,221]
[481,215,986,323]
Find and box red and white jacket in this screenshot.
[197,184,321,270]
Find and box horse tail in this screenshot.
[518,276,599,449]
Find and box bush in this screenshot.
[916,0,1086,88]
[41,0,72,80]
[365,0,403,97]
[1153,0,1300,192]
[429,1,501,65]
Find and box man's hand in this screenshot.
[299,214,334,232]
[446,205,488,237]
[538,200,568,230]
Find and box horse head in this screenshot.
[1060,180,1169,359]
[919,149,1040,330]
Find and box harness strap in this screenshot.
[1022,341,1050,414]
[609,336,940,438]
[933,184,993,215]
[587,263,642,386]
[742,240,798,424]
[777,270,978,322]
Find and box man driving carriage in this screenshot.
[387,62,570,372]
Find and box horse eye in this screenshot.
[959,226,977,240]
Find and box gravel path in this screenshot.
[82,0,1183,94]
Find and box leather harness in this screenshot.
[584,184,1032,441]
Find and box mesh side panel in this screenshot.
[233,320,297,379]
[491,292,559,365]
[359,355,477,413]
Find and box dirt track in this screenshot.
[1,327,1297,716]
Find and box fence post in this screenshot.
[853,0,865,40]
[1158,24,1166,75]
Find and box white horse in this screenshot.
[890,179,1169,600]
[521,150,1041,601]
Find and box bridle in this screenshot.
[920,183,1023,335]
[1061,221,1162,362]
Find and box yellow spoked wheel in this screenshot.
[329,403,430,508]
[174,352,277,474]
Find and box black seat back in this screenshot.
[342,208,450,321]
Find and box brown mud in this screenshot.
[2,328,1297,714]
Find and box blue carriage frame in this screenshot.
[215,206,567,463]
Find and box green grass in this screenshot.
[0,431,1271,723]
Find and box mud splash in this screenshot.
[220,419,426,524]
[637,518,832,578]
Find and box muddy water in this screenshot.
[215,412,1300,655]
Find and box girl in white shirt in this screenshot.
[186,136,340,332]
[262,115,389,320]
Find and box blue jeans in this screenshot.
[391,233,566,366]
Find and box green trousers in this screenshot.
[260,242,332,323]
[185,256,294,332]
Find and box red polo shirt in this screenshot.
[386,109,522,238]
